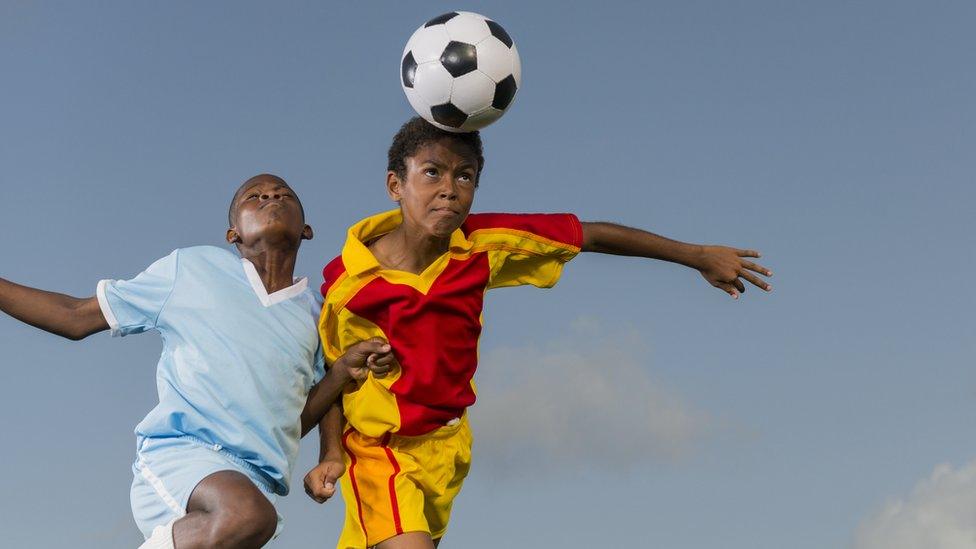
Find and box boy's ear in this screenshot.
[386,171,402,202]
[301,224,314,241]
[226,228,241,244]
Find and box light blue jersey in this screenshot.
[96,245,325,495]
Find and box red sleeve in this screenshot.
[461,213,583,248]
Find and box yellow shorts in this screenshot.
[336,416,472,548]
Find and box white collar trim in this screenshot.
[241,258,308,307]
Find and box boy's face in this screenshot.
[227,174,312,249]
[387,138,478,239]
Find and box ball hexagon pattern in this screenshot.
[400,11,521,132]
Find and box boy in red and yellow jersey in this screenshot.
[306,118,773,549]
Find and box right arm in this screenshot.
[0,277,108,340]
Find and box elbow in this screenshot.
[61,318,98,341]
[62,327,90,341]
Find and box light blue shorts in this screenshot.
[130,436,282,540]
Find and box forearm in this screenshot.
[317,404,344,462]
[0,277,107,340]
[580,222,704,269]
[300,368,350,436]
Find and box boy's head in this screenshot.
[386,117,485,239]
[226,174,313,251]
[387,117,485,183]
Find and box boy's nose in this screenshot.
[438,182,458,199]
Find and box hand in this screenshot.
[695,246,772,299]
[335,338,398,383]
[303,457,345,503]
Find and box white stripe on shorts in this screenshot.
[139,457,187,519]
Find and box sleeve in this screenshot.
[95,249,179,337]
[312,340,327,383]
[462,213,583,290]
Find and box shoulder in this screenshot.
[299,286,324,315]
[462,212,582,247]
[173,246,240,268]
[176,245,236,260]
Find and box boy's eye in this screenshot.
[424,168,438,177]
[246,193,258,200]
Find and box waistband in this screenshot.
[391,413,468,443]
[137,435,278,494]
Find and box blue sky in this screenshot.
[1,2,973,548]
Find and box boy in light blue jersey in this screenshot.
[0,174,394,549]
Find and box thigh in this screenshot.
[130,437,280,539]
[338,424,472,548]
[186,470,276,517]
[422,422,472,539]
[172,470,278,547]
[337,430,429,548]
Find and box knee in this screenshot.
[207,491,277,548]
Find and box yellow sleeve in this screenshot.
[462,213,583,290]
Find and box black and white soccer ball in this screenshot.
[400,11,521,133]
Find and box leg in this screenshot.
[172,470,277,549]
[375,531,436,549]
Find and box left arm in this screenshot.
[300,370,352,437]
[303,405,345,504]
[580,221,772,299]
[300,339,394,436]
[299,339,396,504]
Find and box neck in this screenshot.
[377,223,451,275]
[239,242,299,294]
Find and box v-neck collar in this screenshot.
[342,209,473,278]
[240,258,308,307]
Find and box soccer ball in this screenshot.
[400,11,521,133]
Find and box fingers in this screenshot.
[366,352,397,378]
[356,339,391,356]
[303,470,329,504]
[714,281,739,299]
[740,270,772,291]
[741,261,772,277]
[732,278,746,293]
[323,465,342,493]
[303,464,342,504]
[737,249,761,258]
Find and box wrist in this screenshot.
[328,357,354,383]
[678,244,707,269]
[320,450,343,463]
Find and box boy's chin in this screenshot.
[248,225,304,247]
[428,222,461,240]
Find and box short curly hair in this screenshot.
[387,117,485,184]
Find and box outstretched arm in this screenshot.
[0,278,108,340]
[580,222,773,299]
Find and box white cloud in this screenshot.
[854,460,976,549]
[468,316,709,474]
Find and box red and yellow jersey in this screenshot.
[319,209,582,438]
